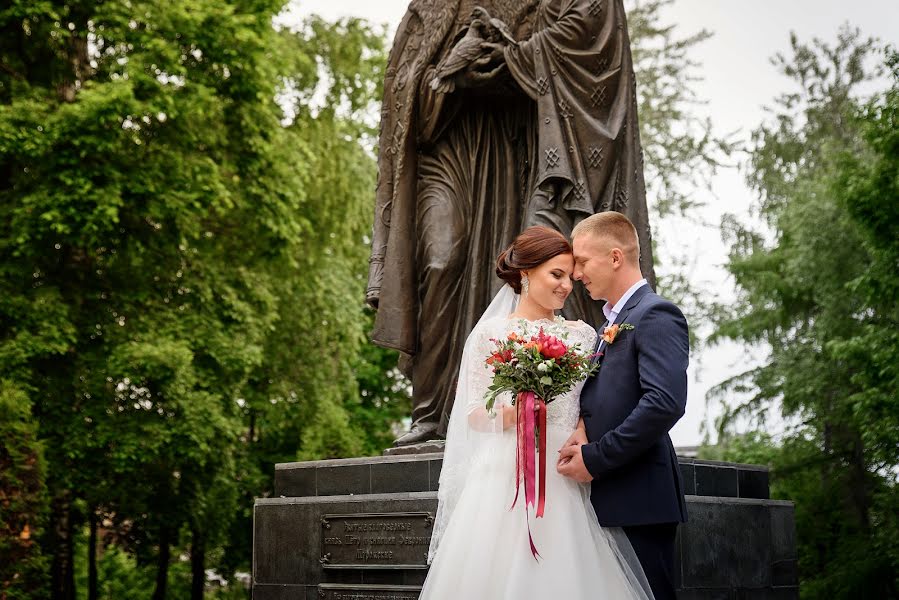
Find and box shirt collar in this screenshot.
[602,278,648,323]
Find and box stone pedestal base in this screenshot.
[253,454,798,599]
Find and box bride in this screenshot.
[420,226,653,599]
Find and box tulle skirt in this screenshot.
[420,427,653,600]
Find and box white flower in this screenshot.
[537,362,549,373]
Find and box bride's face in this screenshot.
[523,253,574,310]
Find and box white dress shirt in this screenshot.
[601,278,648,327]
[597,279,648,354]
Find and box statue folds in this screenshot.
[367,0,655,445]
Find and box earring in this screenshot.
[521,274,529,296]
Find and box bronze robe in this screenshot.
[367,0,655,437]
[367,0,538,434]
[506,0,655,290]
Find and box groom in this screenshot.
[557,211,689,600]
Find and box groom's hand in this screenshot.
[557,444,594,482]
[560,426,588,451]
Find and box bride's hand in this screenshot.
[562,422,587,448]
[502,404,517,430]
[563,428,587,448]
[558,423,587,466]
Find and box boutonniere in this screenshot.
[602,323,634,345]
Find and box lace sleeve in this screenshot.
[568,320,598,355]
[463,319,513,432]
[464,322,496,411]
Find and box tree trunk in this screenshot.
[50,492,77,600]
[191,525,206,600]
[847,429,872,532]
[58,12,89,102]
[151,525,171,600]
[88,509,98,600]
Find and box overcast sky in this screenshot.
[283,0,899,446]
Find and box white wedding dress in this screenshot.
[420,291,653,600]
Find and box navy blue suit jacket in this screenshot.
[579,284,689,527]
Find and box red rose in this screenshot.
[540,336,567,359]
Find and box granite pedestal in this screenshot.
[254,454,797,599]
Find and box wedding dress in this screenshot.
[419,287,653,600]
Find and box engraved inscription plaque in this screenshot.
[318,584,422,600]
[320,512,433,569]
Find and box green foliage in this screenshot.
[73,537,250,600]
[74,540,156,600]
[831,50,899,474]
[349,314,412,455]
[0,381,49,600]
[0,0,392,597]
[712,29,898,598]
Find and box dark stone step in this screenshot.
[253,492,797,599]
[273,454,769,500]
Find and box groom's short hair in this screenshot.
[571,212,640,264]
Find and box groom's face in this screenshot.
[572,233,614,301]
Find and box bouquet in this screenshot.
[484,326,598,414]
[482,322,598,558]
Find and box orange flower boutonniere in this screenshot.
[601,322,634,345]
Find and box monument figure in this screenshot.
[367,0,655,446]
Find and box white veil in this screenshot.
[427,284,519,563]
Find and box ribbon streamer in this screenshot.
[511,390,547,559]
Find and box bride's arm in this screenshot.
[457,321,516,433]
[468,403,516,431]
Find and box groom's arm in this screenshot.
[580,301,689,477]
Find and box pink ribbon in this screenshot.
[511,391,547,560]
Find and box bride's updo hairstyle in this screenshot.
[496,226,572,294]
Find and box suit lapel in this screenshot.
[595,284,652,364]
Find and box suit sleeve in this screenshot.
[581,301,689,477]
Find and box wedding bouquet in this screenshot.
[483,325,598,415]
[481,322,598,559]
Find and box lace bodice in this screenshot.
[466,316,598,430]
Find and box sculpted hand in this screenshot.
[454,42,506,89]
[557,444,594,483]
[475,42,506,68]
[454,59,505,89]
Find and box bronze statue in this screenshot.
[367,0,655,446]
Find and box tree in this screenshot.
[0,1,387,598]
[627,0,733,217]
[832,50,899,478]
[217,14,397,580]
[624,0,737,327]
[711,29,898,597]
